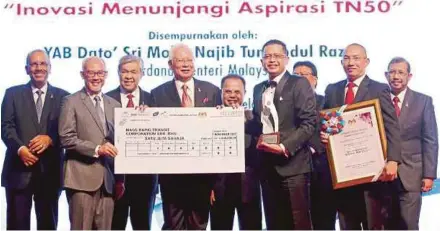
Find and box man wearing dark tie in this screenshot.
[210,74,262,230]
[1,49,69,230]
[107,55,158,230]
[249,40,317,230]
[294,61,336,230]
[59,56,124,230]
[151,43,221,230]
[321,43,402,230]
[384,57,438,229]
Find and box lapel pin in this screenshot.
[280,97,283,101]
[197,88,201,92]
[50,94,53,99]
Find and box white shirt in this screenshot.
[175,78,195,107]
[261,71,285,134]
[344,74,366,101]
[31,83,48,106]
[120,87,140,108]
[88,92,105,112]
[390,87,407,109]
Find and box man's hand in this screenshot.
[115,182,125,200]
[320,131,329,144]
[136,104,149,112]
[210,190,216,206]
[29,135,52,154]
[98,142,118,157]
[18,147,39,166]
[422,178,434,192]
[380,161,398,181]
[257,136,288,158]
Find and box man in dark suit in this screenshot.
[59,56,124,230]
[294,61,336,230]
[249,40,317,230]
[384,57,438,229]
[151,43,221,230]
[107,55,158,230]
[321,43,402,230]
[1,49,69,230]
[210,74,262,230]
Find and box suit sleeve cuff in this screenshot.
[94,145,100,158]
[17,146,26,155]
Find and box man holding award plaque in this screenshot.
[249,39,317,229]
[321,43,402,230]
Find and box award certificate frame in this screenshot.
[321,99,387,189]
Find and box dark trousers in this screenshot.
[336,181,398,230]
[310,154,337,230]
[112,174,158,230]
[6,175,60,230]
[160,175,211,230]
[210,181,262,230]
[261,172,312,230]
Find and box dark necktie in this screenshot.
[35,89,43,123]
[345,81,355,105]
[94,95,107,134]
[127,93,134,108]
[393,96,401,117]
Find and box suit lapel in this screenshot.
[254,83,265,117]
[194,79,206,107]
[114,87,122,104]
[399,88,413,126]
[354,76,370,103]
[274,73,289,126]
[23,83,40,131]
[81,89,105,135]
[38,84,55,132]
[103,95,113,134]
[168,80,182,107]
[335,80,346,106]
[139,88,146,105]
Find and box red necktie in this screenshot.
[126,93,134,108]
[345,81,355,105]
[393,96,400,117]
[181,84,192,107]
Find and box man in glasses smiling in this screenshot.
[1,49,69,229]
[248,39,317,230]
[59,56,124,230]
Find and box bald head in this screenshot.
[341,43,370,81]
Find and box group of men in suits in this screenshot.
[1,40,438,230]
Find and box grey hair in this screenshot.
[81,56,106,70]
[118,55,144,72]
[168,43,193,62]
[26,49,50,66]
[387,57,411,73]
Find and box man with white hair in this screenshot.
[151,43,221,230]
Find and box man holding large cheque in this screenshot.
[320,43,402,230]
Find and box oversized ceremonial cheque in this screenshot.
[321,99,387,189]
[114,107,245,174]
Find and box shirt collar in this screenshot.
[120,86,140,99]
[175,78,195,92]
[346,74,366,87]
[391,87,407,103]
[269,70,286,84]
[31,82,48,94]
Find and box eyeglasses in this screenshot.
[84,70,107,77]
[342,56,366,63]
[29,62,49,68]
[294,72,313,77]
[262,54,286,60]
[387,70,408,76]
[174,59,193,64]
